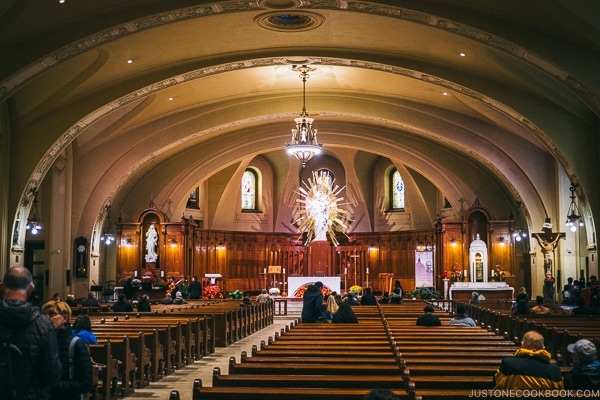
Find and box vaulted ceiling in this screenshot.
[1,0,599,254]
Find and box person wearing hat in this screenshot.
[564,339,600,389]
[301,281,325,323]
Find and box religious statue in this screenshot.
[145,224,158,263]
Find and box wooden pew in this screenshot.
[88,340,120,400]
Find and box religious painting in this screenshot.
[415,250,434,287]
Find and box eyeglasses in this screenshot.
[45,310,59,317]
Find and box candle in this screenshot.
[134,270,138,277]
[344,267,347,274]
[366,268,369,274]
[263,268,267,274]
[463,270,467,277]
[283,268,286,274]
[160,270,165,277]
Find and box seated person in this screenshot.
[344,292,359,306]
[360,287,377,306]
[136,294,151,312]
[416,305,442,326]
[112,293,133,312]
[469,291,480,304]
[530,295,551,314]
[161,292,174,304]
[332,302,358,323]
[81,293,100,307]
[449,304,476,326]
[72,314,98,344]
[564,339,600,389]
[173,291,187,304]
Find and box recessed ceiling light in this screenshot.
[459,52,466,57]
[442,92,448,96]
[59,0,66,3]
[127,59,133,64]
[168,97,174,101]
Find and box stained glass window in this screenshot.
[391,169,405,210]
[241,169,257,210]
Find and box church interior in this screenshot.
[1,0,599,304]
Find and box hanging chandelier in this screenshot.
[565,183,583,232]
[286,64,322,168]
[100,205,115,245]
[25,188,42,235]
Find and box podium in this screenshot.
[379,273,394,295]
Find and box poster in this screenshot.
[415,250,434,287]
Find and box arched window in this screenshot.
[316,169,334,185]
[391,169,405,210]
[241,169,257,211]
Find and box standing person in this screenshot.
[42,300,94,400]
[72,314,98,345]
[449,304,476,326]
[301,281,324,323]
[390,280,404,304]
[493,330,563,389]
[0,266,62,400]
[564,339,600,389]
[416,305,442,326]
[166,276,177,295]
[123,277,136,300]
[360,287,377,305]
[188,276,201,299]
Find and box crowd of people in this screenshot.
[562,275,600,314]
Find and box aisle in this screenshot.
[127,316,298,399]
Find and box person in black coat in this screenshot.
[136,294,151,312]
[42,300,93,400]
[360,287,378,305]
[0,266,62,400]
[112,293,133,312]
[301,281,324,323]
[188,276,202,299]
[391,280,404,304]
[332,302,359,323]
[416,305,442,326]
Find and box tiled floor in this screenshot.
[127,315,299,399]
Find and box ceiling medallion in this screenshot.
[255,11,325,32]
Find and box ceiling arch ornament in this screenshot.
[16,54,573,246]
[1,1,596,115]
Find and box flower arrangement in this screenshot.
[451,263,461,281]
[406,287,441,299]
[495,264,506,281]
[349,285,362,295]
[228,290,243,300]
[269,288,280,296]
[202,284,223,299]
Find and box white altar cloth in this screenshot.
[287,276,341,298]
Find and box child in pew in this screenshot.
[72,314,98,345]
[448,304,476,326]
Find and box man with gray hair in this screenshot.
[564,339,600,389]
[0,266,62,399]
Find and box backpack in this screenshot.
[0,311,39,400]
[68,336,86,400]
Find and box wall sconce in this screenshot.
[170,238,178,247]
[124,238,133,246]
[219,242,225,250]
[498,236,506,246]
[511,229,527,242]
[450,236,457,246]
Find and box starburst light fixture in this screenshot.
[286,64,322,167]
[292,171,349,245]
